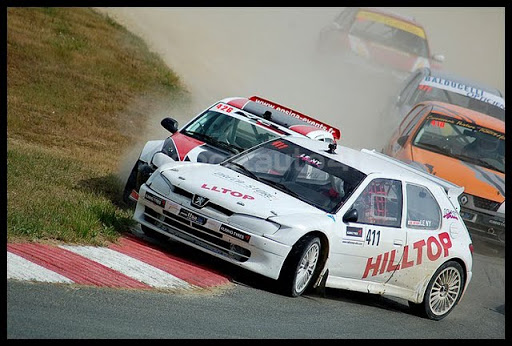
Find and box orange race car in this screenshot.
[383,101,505,245]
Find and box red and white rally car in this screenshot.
[123,96,341,205]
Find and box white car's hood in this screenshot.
[158,162,325,219]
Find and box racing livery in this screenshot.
[317,7,444,78]
[382,67,505,133]
[383,101,505,245]
[123,96,341,206]
[134,136,473,320]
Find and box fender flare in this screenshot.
[139,140,165,163]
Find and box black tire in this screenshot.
[140,225,170,242]
[123,161,140,208]
[409,260,465,321]
[278,235,322,297]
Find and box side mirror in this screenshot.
[161,117,178,134]
[342,208,358,223]
[397,135,409,147]
[151,151,175,168]
[432,54,445,63]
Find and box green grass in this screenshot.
[7,7,189,245]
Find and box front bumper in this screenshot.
[133,184,291,280]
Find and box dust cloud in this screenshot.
[97,7,504,179]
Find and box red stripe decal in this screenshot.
[226,98,250,110]
[288,125,320,136]
[109,234,231,287]
[7,243,150,289]
[170,132,204,161]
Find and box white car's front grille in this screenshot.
[143,206,251,262]
[173,186,235,216]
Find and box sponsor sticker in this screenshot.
[219,225,251,242]
[297,154,322,167]
[407,219,432,227]
[201,184,254,200]
[178,208,207,225]
[443,209,458,220]
[342,240,364,246]
[421,76,505,109]
[346,226,363,237]
[144,192,166,208]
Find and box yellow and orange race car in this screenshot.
[317,7,444,78]
[383,101,505,245]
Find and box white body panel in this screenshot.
[133,137,473,304]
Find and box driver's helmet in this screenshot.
[476,132,500,153]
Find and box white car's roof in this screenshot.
[285,136,400,174]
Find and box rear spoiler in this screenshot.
[362,149,464,212]
[249,96,341,140]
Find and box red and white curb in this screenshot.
[7,234,231,290]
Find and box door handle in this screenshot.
[393,239,403,247]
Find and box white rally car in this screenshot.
[133,136,473,320]
[123,96,340,206]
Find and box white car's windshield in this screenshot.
[183,110,281,154]
[412,113,505,173]
[222,139,367,213]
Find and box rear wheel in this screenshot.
[279,235,322,297]
[409,260,465,320]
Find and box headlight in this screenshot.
[146,171,173,196]
[497,201,505,214]
[228,214,281,236]
[161,138,179,161]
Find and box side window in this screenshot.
[400,105,428,137]
[186,110,218,134]
[406,184,441,230]
[350,178,403,228]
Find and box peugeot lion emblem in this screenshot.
[192,194,209,208]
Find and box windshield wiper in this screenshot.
[182,130,214,142]
[458,154,503,173]
[182,130,241,154]
[416,142,446,153]
[211,140,242,155]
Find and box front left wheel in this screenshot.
[278,235,322,297]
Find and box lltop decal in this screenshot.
[362,231,452,279]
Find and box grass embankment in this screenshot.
[7,7,188,245]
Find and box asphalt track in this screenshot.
[7,227,505,339]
